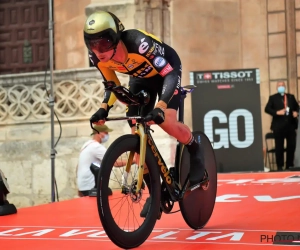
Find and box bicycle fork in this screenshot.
[121,123,148,194]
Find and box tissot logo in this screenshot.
[197,70,253,80]
[203,73,212,79]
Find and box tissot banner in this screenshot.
[190,68,264,172]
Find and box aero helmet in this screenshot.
[83,11,125,53]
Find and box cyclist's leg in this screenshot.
[126,76,161,218]
[126,76,157,131]
[160,109,205,186]
[126,77,156,182]
[126,78,156,173]
[157,68,205,187]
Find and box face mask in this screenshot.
[101,134,109,143]
[277,86,285,94]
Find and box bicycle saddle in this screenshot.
[103,81,150,106]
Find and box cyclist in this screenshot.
[84,10,205,217]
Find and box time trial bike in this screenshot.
[91,81,217,249]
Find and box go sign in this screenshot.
[190,68,264,172]
[204,109,254,149]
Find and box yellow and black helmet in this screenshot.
[83,11,125,53]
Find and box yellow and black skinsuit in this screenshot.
[89,29,182,123]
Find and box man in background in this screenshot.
[265,81,299,171]
[77,124,112,196]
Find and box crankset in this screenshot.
[160,182,174,213]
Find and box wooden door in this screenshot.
[0,0,50,74]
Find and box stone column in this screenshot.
[286,0,298,98]
[134,0,171,44]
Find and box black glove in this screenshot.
[146,108,165,124]
[90,108,108,123]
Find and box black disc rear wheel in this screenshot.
[179,131,217,229]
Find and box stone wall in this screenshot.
[0,68,175,208]
[53,0,92,69]
[53,0,136,69]
[171,0,266,129]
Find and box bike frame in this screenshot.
[103,86,196,201]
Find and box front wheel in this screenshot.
[97,134,161,249]
[179,131,217,229]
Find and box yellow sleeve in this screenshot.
[98,65,121,107]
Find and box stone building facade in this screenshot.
[1,0,300,208]
[54,0,300,130]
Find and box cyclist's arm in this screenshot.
[157,66,178,109]
[149,52,178,110]
[98,66,121,109]
[133,30,178,110]
[89,52,121,109]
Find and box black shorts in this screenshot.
[126,74,182,127]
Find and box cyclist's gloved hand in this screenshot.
[90,107,108,124]
[146,107,165,124]
[146,101,167,125]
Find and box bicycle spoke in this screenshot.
[106,150,151,233]
[97,134,161,248]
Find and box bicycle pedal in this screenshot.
[182,181,203,199]
[187,182,202,192]
[200,170,209,190]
